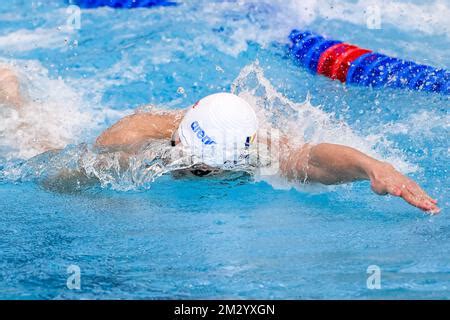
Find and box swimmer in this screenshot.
[0,67,440,214]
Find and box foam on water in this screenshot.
[278,0,450,37]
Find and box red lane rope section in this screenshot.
[317,43,371,82]
[317,43,355,78]
[330,47,372,82]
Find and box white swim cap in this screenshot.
[178,92,258,167]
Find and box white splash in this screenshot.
[0,59,129,160]
[232,62,415,175]
[0,27,75,52]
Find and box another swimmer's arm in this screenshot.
[281,143,439,213]
[0,67,23,107]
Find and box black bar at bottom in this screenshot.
[0,300,446,318]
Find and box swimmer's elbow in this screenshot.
[95,132,127,147]
[94,129,117,147]
[95,132,112,147]
[95,128,146,149]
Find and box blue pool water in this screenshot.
[0,0,449,299]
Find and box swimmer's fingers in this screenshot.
[398,185,440,214]
[408,186,440,214]
[406,181,438,204]
[369,162,440,214]
[398,188,426,211]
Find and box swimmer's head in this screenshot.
[174,92,258,167]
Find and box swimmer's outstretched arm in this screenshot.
[281,142,440,214]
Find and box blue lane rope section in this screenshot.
[68,0,177,8]
[289,29,449,95]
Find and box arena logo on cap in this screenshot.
[191,121,216,145]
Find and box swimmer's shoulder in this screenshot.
[95,106,185,148]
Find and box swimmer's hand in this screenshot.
[368,162,440,214]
